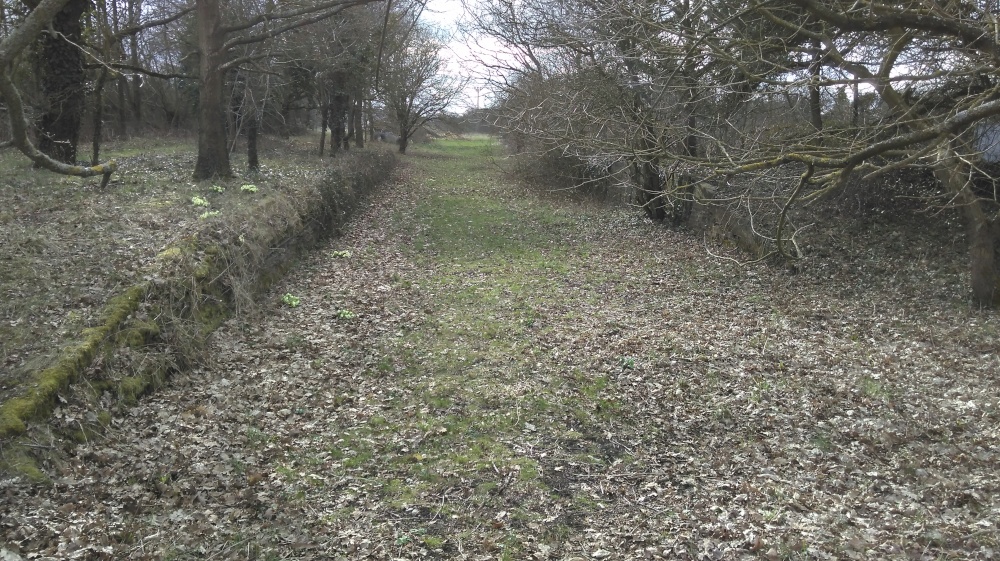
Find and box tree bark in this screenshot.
[934,147,999,306]
[347,95,356,149]
[35,0,88,165]
[636,159,664,220]
[247,110,259,172]
[809,38,823,134]
[319,101,328,157]
[851,81,859,129]
[91,68,109,165]
[353,96,364,148]
[129,33,142,123]
[127,0,142,124]
[330,91,348,156]
[117,76,129,136]
[193,0,233,179]
[397,121,408,154]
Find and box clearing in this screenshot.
[3,137,998,560]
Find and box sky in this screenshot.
[421,0,493,112]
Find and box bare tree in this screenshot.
[33,0,89,164]
[472,0,1000,305]
[0,0,118,181]
[379,22,464,154]
[192,0,384,179]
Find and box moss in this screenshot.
[1,149,395,450]
[117,376,148,405]
[0,397,34,438]
[192,247,219,280]
[103,283,150,327]
[422,536,446,549]
[0,446,49,484]
[194,300,229,337]
[0,341,101,439]
[157,247,183,261]
[70,427,94,443]
[115,320,160,348]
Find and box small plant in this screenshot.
[620,356,636,370]
[331,250,352,258]
[246,427,269,448]
[811,431,833,452]
[191,195,210,207]
[858,375,888,399]
[211,185,225,193]
[199,210,220,220]
[337,309,356,319]
[282,293,301,307]
[241,184,259,193]
[422,536,445,549]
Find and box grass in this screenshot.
[274,135,661,550]
[5,134,998,559]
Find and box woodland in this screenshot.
[3,136,999,560]
[0,0,999,300]
[468,0,1000,307]
[1,0,1000,559]
[0,0,461,176]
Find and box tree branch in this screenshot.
[0,0,117,182]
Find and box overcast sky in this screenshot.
[422,0,491,111]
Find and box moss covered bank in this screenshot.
[0,150,395,479]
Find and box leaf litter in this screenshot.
[2,138,999,560]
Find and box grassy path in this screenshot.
[4,137,998,560]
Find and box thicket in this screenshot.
[470,0,1000,306]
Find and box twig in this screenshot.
[959,527,998,541]
[776,163,813,260]
[703,233,777,266]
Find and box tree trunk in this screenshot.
[128,0,142,124]
[398,121,408,154]
[366,98,374,141]
[117,76,129,136]
[851,81,860,129]
[193,0,232,179]
[319,102,328,157]
[111,0,128,137]
[636,159,664,220]
[92,68,108,165]
[809,38,823,134]
[330,92,348,156]
[247,111,259,172]
[353,96,364,148]
[346,95,355,149]
[130,32,142,124]
[36,0,88,165]
[935,146,1000,306]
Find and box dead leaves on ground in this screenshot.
[3,142,999,560]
